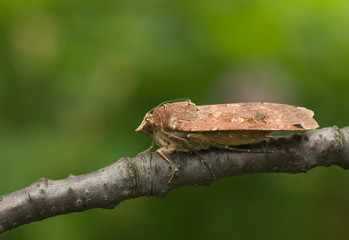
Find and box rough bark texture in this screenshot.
[1,126,348,233]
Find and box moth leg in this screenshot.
[264,135,278,139]
[161,130,193,150]
[213,143,273,153]
[159,131,217,181]
[156,147,176,183]
[188,133,273,153]
[194,151,216,180]
[139,138,156,154]
[222,145,273,153]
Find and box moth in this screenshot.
[136,100,319,183]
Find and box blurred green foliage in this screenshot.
[1,0,349,239]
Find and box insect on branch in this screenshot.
[136,100,319,183]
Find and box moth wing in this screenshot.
[155,102,319,131]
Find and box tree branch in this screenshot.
[1,126,348,233]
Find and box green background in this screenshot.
[1,0,349,239]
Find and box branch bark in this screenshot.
[1,126,348,233]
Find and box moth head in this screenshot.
[135,112,154,136]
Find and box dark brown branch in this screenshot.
[1,126,348,233]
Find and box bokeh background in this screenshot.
[1,0,349,239]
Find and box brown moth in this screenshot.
[136,100,319,183]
